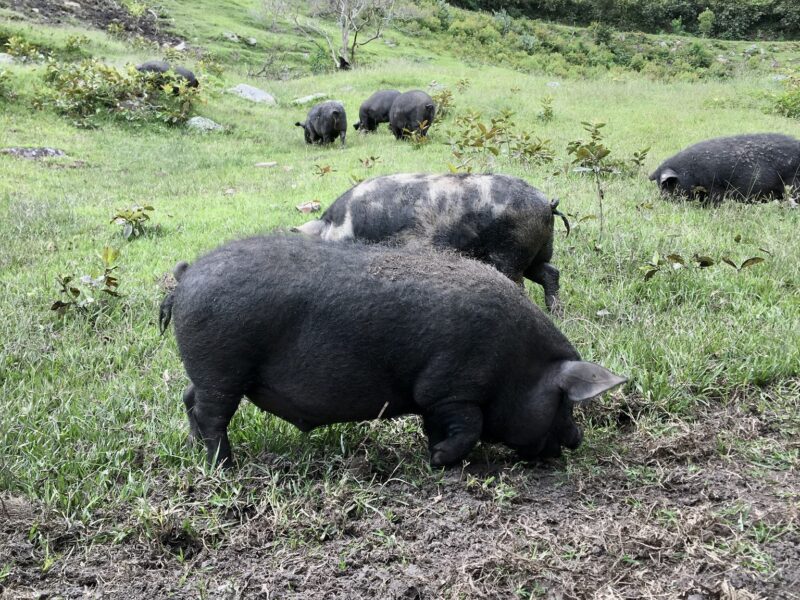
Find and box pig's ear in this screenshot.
[659,168,678,186]
[295,121,305,128]
[292,219,326,237]
[556,361,627,404]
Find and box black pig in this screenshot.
[649,133,800,202]
[294,173,569,313]
[353,89,400,132]
[136,60,199,89]
[159,236,625,468]
[295,101,347,146]
[389,90,436,139]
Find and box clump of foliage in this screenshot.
[538,95,554,122]
[412,6,739,81]
[41,59,199,126]
[0,69,12,101]
[447,0,800,40]
[4,35,45,61]
[775,73,800,119]
[448,109,554,172]
[431,87,454,120]
[111,204,154,240]
[698,8,716,37]
[51,247,121,314]
[567,122,613,237]
[641,249,765,281]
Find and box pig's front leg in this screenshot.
[423,402,483,467]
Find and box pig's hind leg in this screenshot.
[526,262,561,315]
[182,384,201,442]
[191,387,242,468]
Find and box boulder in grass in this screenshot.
[228,84,276,105]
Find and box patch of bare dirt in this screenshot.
[2,399,798,599]
[0,0,178,44]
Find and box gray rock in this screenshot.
[245,37,257,46]
[292,92,328,106]
[64,1,81,9]
[0,53,14,65]
[1,147,66,159]
[222,32,240,43]
[228,84,276,105]
[187,116,223,132]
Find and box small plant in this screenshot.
[405,123,430,148]
[314,164,336,177]
[198,53,225,78]
[455,77,471,92]
[775,73,800,119]
[5,35,44,61]
[64,34,90,58]
[538,95,554,122]
[111,204,154,239]
[431,88,454,121]
[51,247,121,313]
[670,17,685,35]
[630,146,651,171]
[698,8,716,37]
[359,156,381,168]
[0,69,12,101]
[566,122,613,238]
[589,21,613,46]
[722,256,765,272]
[106,22,126,39]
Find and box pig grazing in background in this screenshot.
[136,60,199,88]
[294,173,569,313]
[389,90,436,139]
[159,235,626,468]
[295,101,347,146]
[650,133,800,203]
[354,89,401,132]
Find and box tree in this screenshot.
[697,7,715,37]
[267,0,396,70]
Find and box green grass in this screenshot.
[1,1,799,592]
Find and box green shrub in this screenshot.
[698,8,716,37]
[775,74,800,118]
[5,35,45,61]
[0,69,12,101]
[42,59,199,126]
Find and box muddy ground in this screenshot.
[0,0,177,44]
[2,392,798,600]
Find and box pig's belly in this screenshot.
[245,373,415,431]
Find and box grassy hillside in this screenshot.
[1,1,799,598]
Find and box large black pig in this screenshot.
[389,90,436,139]
[354,89,400,132]
[295,101,347,146]
[159,236,625,468]
[649,133,800,202]
[294,173,568,313]
[136,60,199,88]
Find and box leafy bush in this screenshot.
[41,59,199,126]
[447,0,800,40]
[51,247,121,314]
[775,73,800,118]
[0,69,12,101]
[698,8,716,37]
[111,204,154,240]
[4,35,45,61]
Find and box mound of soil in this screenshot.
[1,0,178,44]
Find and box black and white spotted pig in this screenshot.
[294,173,569,313]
